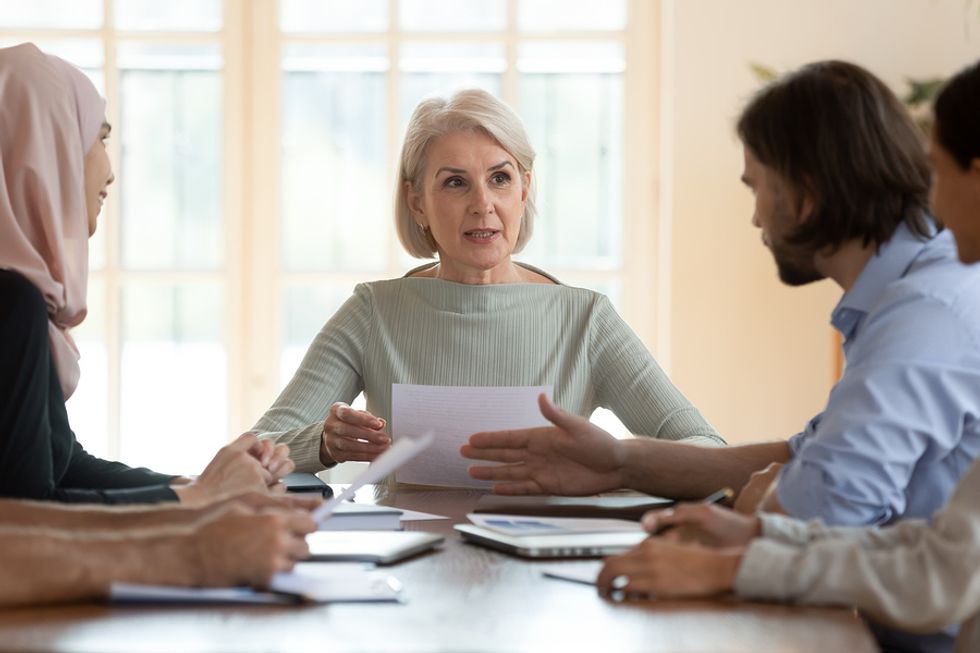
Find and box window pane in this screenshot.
[399,42,504,122]
[114,0,222,32]
[66,281,108,459]
[519,43,623,269]
[518,0,626,31]
[280,0,387,32]
[400,0,505,32]
[282,45,388,272]
[0,0,102,29]
[120,281,225,473]
[280,282,358,386]
[118,43,223,270]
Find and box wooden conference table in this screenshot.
[0,486,876,653]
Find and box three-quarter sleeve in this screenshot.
[251,283,373,472]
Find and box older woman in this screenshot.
[0,42,292,504]
[253,89,724,477]
[598,59,980,653]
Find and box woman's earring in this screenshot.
[417,223,428,232]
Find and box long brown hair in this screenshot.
[737,60,932,252]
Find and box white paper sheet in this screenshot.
[109,583,294,605]
[467,513,643,536]
[110,564,402,605]
[312,432,434,525]
[541,561,603,586]
[270,563,402,603]
[392,384,553,488]
[396,508,449,521]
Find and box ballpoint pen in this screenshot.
[648,487,734,537]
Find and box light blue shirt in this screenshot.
[778,223,980,527]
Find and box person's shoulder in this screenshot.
[0,270,48,325]
[883,231,980,323]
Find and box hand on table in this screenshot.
[641,503,761,548]
[733,462,784,514]
[191,504,316,588]
[173,433,289,506]
[246,436,294,483]
[597,539,744,600]
[320,402,390,464]
[460,394,626,496]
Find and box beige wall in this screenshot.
[658,0,978,443]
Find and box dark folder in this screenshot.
[283,472,334,497]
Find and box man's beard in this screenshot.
[767,235,824,286]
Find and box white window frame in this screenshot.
[1,0,663,460]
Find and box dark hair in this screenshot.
[737,60,932,252]
[934,59,980,170]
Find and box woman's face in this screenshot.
[408,130,530,284]
[83,121,114,237]
[929,131,980,264]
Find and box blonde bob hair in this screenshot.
[395,88,537,259]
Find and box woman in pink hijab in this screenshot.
[0,43,294,504]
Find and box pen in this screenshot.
[648,487,734,537]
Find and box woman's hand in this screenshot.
[641,503,761,548]
[173,433,288,506]
[320,402,390,464]
[246,436,294,481]
[597,539,745,600]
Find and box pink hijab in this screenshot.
[0,43,105,400]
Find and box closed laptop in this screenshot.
[455,524,647,559]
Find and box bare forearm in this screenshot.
[0,529,200,608]
[0,498,200,530]
[619,440,791,499]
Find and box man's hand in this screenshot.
[460,394,626,496]
[597,539,744,599]
[174,434,283,506]
[641,503,761,548]
[733,462,784,514]
[190,506,316,588]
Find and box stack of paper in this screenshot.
[319,503,403,531]
[110,563,402,605]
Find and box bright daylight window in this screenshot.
[0,0,650,477]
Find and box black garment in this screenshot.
[0,269,177,503]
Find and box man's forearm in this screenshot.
[0,528,201,608]
[0,498,200,530]
[618,440,791,499]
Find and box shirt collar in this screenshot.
[831,222,933,341]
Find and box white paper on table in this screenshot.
[269,563,402,603]
[109,583,295,605]
[397,508,449,521]
[391,384,552,488]
[541,561,604,586]
[312,432,434,525]
[467,513,644,536]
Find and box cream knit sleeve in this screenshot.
[736,460,980,632]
